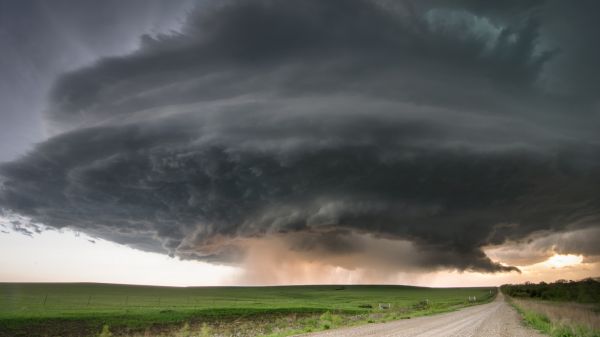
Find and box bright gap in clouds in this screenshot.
[1,226,597,287]
[543,254,583,269]
[0,226,240,286]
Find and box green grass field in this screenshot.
[0,283,497,337]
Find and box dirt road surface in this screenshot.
[296,293,545,337]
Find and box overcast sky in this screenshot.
[0,0,599,286]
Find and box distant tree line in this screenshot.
[501,278,600,303]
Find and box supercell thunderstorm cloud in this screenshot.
[1,0,600,282]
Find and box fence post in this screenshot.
[43,294,48,306]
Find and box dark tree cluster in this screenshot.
[501,279,600,304]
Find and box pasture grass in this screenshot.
[0,283,496,336]
[509,297,600,337]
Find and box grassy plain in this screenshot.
[508,297,600,337]
[502,280,600,337]
[0,283,496,337]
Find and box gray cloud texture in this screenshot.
[0,0,194,161]
[1,0,600,275]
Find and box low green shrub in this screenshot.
[98,324,112,337]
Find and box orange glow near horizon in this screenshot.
[543,254,583,269]
[1,225,598,287]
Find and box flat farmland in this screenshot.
[0,283,496,336]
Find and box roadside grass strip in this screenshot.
[509,298,600,337]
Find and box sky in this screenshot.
[0,0,599,287]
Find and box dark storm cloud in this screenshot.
[541,1,600,100]
[0,0,194,161]
[1,0,600,273]
[48,0,558,127]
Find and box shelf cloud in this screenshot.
[1,0,599,277]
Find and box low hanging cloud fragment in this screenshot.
[1,0,600,277]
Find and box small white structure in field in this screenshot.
[468,296,477,302]
[379,303,391,309]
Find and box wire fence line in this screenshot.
[0,293,329,310]
[1,295,259,308]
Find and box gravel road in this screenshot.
[295,293,545,337]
